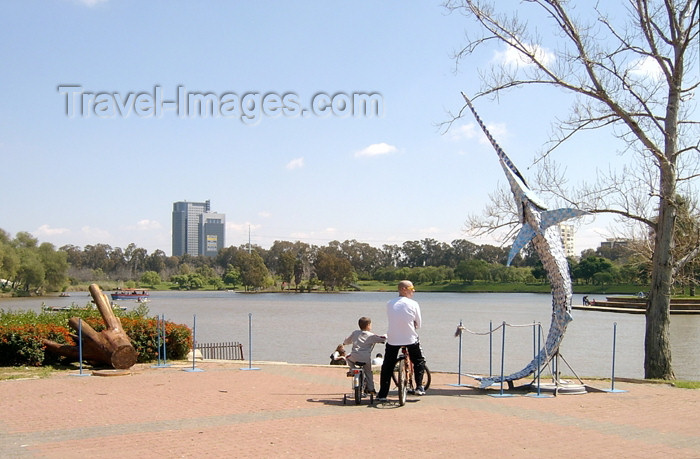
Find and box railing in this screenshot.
[197,341,244,360]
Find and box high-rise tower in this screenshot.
[172,200,225,256]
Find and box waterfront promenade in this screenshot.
[1,360,699,458]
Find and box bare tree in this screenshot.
[446,0,699,379]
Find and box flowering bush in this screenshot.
[0,309,191,366]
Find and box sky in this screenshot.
[0,0,657,257]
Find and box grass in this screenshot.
[0,365,67,380]
[354,280,648,294]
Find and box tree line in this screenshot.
[1,227,654,294]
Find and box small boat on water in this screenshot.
[111,289,149,301]
[42,302,127,312]
[573,295,700,314]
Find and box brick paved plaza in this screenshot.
[1,361,699,458]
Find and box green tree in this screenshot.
[573,256,614,284]
[223,265,241,287]
[239,251,271,290]
[455,259,490,282]
[278,250,296,287]
[314,250,356,290]
[16,249,45,292]
[141,271,161,287]
[37,243,68,291]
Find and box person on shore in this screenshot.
[377,280,427,402]
[372,353,383,366]
[329,344,347,365]
[342,316,386,395]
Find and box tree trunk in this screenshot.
[43,284,137,369]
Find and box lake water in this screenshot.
[2,291,698,381]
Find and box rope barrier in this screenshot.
[461,320,544,336]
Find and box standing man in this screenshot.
[376,280,427,402]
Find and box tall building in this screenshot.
[559,224,576,259]
[200,212,226,257]
[172,200,225,257]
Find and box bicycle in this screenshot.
[391,346,431,406]
[343,362,374,405]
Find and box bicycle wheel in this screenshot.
[422,366,431,390]
[354,373,362,405]
[392,364,431,391]
[397,359,407,406]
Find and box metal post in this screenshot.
[161,314,170,366]
[184,314,203,372]
[153,314,171,368]
[70,318,90,377]
[241,312,260,371]
[450,320,469,387]
[604,322,626,393]
[528,322,550,398]
[489,320,493,377]
[490,321,514,397]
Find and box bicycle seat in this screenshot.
[353,362,367,366]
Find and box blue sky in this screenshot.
[1,0,634,256]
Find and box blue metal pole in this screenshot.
[532,321,536,362]
[184,314,204,372]
[161,314,168,364]
[70,318,90,377]
[241,312,260,371]
[611,322,617,389]
[603,322,626,393]
[156,316,162,366]
[78,318,84,374]
[191,314,196,369]
[536,323,542,396]
[499,321,506,395]
[458,319,463,385]
[489,320,493,377]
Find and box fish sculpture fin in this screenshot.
[507,223,536,266]
[540,208,589,231]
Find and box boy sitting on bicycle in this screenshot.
[343,316,386,395]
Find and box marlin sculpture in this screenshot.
[460,92,588,388]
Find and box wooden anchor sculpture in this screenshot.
[43,283,137,369]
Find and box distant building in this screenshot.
[559,224,576,259]
[172,200,225,257]
[599,238,630,249]
[200,212,226,257]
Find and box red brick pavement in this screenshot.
[1,361,698,458]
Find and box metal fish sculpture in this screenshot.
[460,92,588,388]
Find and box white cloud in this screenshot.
[286,157,304,170]
[75,0,108,6]
[227,222,262,234]
[494,43,555,69]
[452,122,507,147]
[80,226,112,241]
[419,226,441,235]
[130,219,162,230]
[258,211,272,218]
[449,124,478,141]
[354,142,398,158]
[629,56,664,80]
[34,224,70,237]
